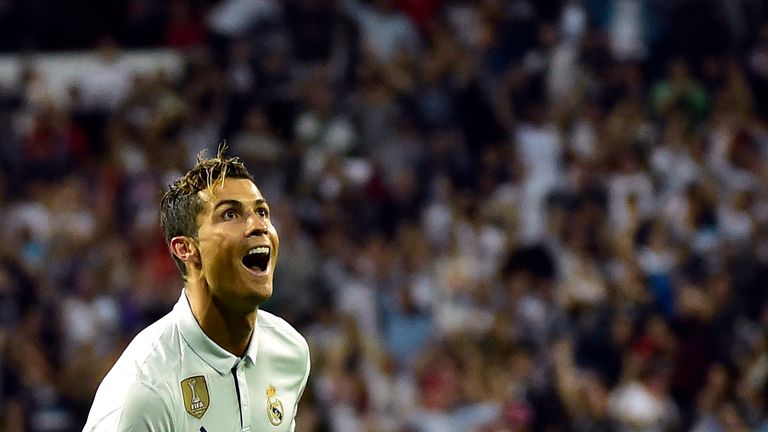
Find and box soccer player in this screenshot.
[83,149,310,431]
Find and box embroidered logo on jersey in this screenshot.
[266,384,284,426]
[181,375,210,419]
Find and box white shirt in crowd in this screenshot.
[83,290,310,432]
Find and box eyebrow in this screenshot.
[213,199,268,211]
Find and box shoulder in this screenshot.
[256,309,311,393]
[121,312,185,383]
[256,309,307,344]
[257,309,308,351]
[83,313,182,430]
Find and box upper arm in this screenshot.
[296,337,311,401]
[291,338,312,430]
[115,381,175,432]
[84,377,175,432]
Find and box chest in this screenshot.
[176,358,302,432]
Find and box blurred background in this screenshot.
[0,0,768,431]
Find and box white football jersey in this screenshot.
[83,290,310,432]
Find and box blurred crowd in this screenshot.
[1,0,768,431]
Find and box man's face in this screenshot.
[194,178,279,309]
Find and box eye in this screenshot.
[223,209,238,220]
[256,207,269,218]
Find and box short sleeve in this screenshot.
[116,381,175,432]
[290,340,311,432]
[83,376,175,432]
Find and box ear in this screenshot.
[170,236,200,268]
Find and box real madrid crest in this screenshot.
[181,375,210,419]
[266,384,284,426]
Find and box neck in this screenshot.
[184,280,257,358]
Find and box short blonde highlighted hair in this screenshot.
[159,145,252,275]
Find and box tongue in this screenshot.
[243,254,266,272]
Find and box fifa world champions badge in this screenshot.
[266,384,284,426]
[181,376,210,419]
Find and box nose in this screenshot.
[246,211,268,237]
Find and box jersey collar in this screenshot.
[175,290,261,375]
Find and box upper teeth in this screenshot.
[248,247,269,255]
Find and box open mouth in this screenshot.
[242,246,270,273]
